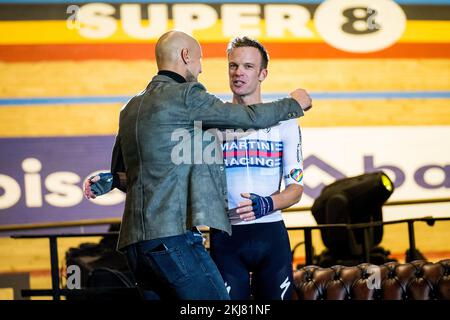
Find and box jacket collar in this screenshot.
[157,70,186,83]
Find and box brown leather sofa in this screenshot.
[293,259,450,300]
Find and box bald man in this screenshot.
[85,31,312,300]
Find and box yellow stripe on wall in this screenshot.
[402,20,450,43]
[0,20,449,45]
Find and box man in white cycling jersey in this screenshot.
[208,37,304,300]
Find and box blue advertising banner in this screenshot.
[1,127,449,232]
[0,136,124,227]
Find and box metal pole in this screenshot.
[49,236,60,300]
[407,221,416,254]
[304,229,313,265]
[362,228,371,263]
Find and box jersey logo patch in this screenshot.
[280,276,291,300]
[223,139,283,168]
[290,168,303,182]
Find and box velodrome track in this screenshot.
[1,57,449,299]
[1,59,450,136]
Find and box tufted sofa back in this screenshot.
[293,259,450,300]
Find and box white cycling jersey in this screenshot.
[222,118,304,225]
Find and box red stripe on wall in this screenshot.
[1,42,449,61]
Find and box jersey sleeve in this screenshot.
[281,119,304,186]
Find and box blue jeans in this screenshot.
[125,229,230,300]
